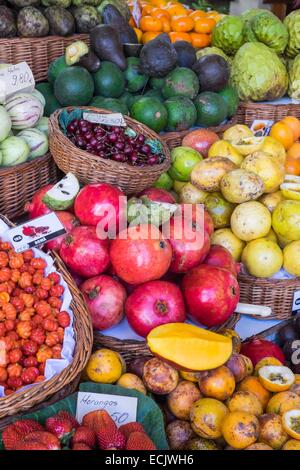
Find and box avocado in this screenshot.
[48,55,68,85]
[73,5,101,34]
[124,57,148,93]
[192,54,230,92]
[41,0,71,7]
[54,66,94,106]
[102,4,138,44]
[36,82,61,117]
[17,7,49,37]
[139,33,177,78]
[97,0,131,21]
[93,61,125,98]
[194,91,228,127]
[174,41,196,68]
[218,85,239,118]
[90,24,126,71]
[65,40,89,65]
[44,6,75,36]
[0,5,17,38]
[78,50,100,73]
[93,97,128,114]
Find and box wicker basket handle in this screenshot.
[236,303,272,317]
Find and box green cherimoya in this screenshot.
[212,16,244,56]
[241,8,275,21]
[284,10,300,58]
[230,42,288,102]
[250,12,288,55]
[288,54,300,100]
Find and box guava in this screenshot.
[204,192,236,229]
[272,200,300,241]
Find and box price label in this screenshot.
[250,119,274,137]
[292,290,300,315]
[0,62,35,100]
[76,392,137,426]
[132,0,142,27]
[83,112,126,127]
[6,213,66,253]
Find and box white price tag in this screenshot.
[0,62,35,100]
[76,392,137,426]
[132,0,142,27]
[83,112,126,127]
[292,290,300,315]
[6,213,66,253]
[250,119,274,137]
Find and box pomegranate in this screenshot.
[125,280,186,337]
[182,129,219,158]
[80,275,126,330]
[179,204,214,237]
[204,246,239,277]
[110,224,172,284]
[59,226,110,278]
[24,185,53,219]
[167,212,211,273]
[182,264,240,327]
[138,188,176,204]
[45,212,79,251]
[240,337,285,367]
[74,183,125,232]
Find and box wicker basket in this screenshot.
[49,107,171,195]
[0,35,89,82]
[237,101,300,126]
[238,272,300,320]
[93,314,240,365]
[161,116,238,150]
[0,215,93,428]
[0,153,59,221]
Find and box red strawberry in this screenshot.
[15,440,48,450]
[126,431,157,450]
[82,410,104,430]
[14,419,44,435]
[24,431,60,450]
[72,426,96,448]
[57,410,79,429]
[45,416,74,442]
[94,411,126,450]
[119,422,145,439]
[72,443,92,450]
[3,419,44,450]
[2,427,21,450]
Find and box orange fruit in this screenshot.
[142,4,153,15]
[134,27,143,43]
[140,15,163,31]
[142,31,161,43]
[169,31,192,43]
[189,10,206,21]
[237,376,271,410]
[171,15,194,32]
[281,116,300,140]
[270,122,295,150]
[287,142,300,160]
[166,3,187,17]
[285,156,300,176]
[190,32,211,48]
[207,11,222,22]
[151,7,170,19]
[151,0,167,7]
[160,17,171,33]
[194,17,216,34]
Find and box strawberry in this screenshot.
[57,410,79,429]
[82,410,104,430]
[45,416,74,443]
[72,426,96,448]
[2,426,21,450]
[126,431,157,450]
[3,419,44,450]
[13,419,44,435]
[94,411,126,450]
[72,443,92,450]
[24,431,60,450]
[15,440,48,450]
[119,422,145,439]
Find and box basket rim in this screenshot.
[160,115,238,140]
[238,271,300,286]
[239,101,300,109]
[0,152,52,176]
[0,33,89,44]
[0,214,93,417]
[49,106,171,174]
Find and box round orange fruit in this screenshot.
[281,116,300,140]
[140,15,163,32]
[270,122,295,150]
[194,17,216,34]
[171,15,194,32]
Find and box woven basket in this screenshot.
[93,314,240,365]
[0,215,93,428]
[0,35,89,82]
[161,116,238,150]
[0,153,59,221]
[237,101,300,126]
[49,107,171,195]
[238,272,300,320]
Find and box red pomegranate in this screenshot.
[80,275,127,330]
[240,337,285,366]
[204,245,239,277]
[110,224,172,284]
[74,183,125,233]
[167,212,211,273]
[138,188,176,204]
[182,129,219,158]
[178,204,214,237]
[45,212,79,251]
[24,185,53,219]
[59,226,110,278]
[125,280,186,337]
[182,264,240,327]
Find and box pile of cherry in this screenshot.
[66,119,165,166]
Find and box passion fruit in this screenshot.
[184,437,219,450]
[225,353,249,383]
[241,151,285,193]
[220,169,265,204]
[198,366,235,401]
[221,411,259,449]
[240,355,254,376]
[179,370,200,383]
[290,383,300,396]
[245,443,273,450]
[166,420,195,450]
[227,391,263,416]
[191,157,236,192]
[116,373,147,394]
[167,380,202,421]
[238,376,271,410]
[128,356,150,378]
[258,365,295,392]
[231,201,272,242]
[282,409,300,440]
[190,398,229,439]
[211,228,246,262]
[254,357,283,375]
[266,391,300,415]
[282,439,300,450]
[143,358,179,395]
[223,125,253,142]
[258,413,289,449]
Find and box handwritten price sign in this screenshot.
[0,62,35,100]
[83,112,126,127]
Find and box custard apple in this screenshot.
[288,54,300,100]
[284,10,300,58]
[230,42,288,102]
[212,16,244,56]
[251,12,288,54]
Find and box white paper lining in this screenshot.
[0,219,75,397]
